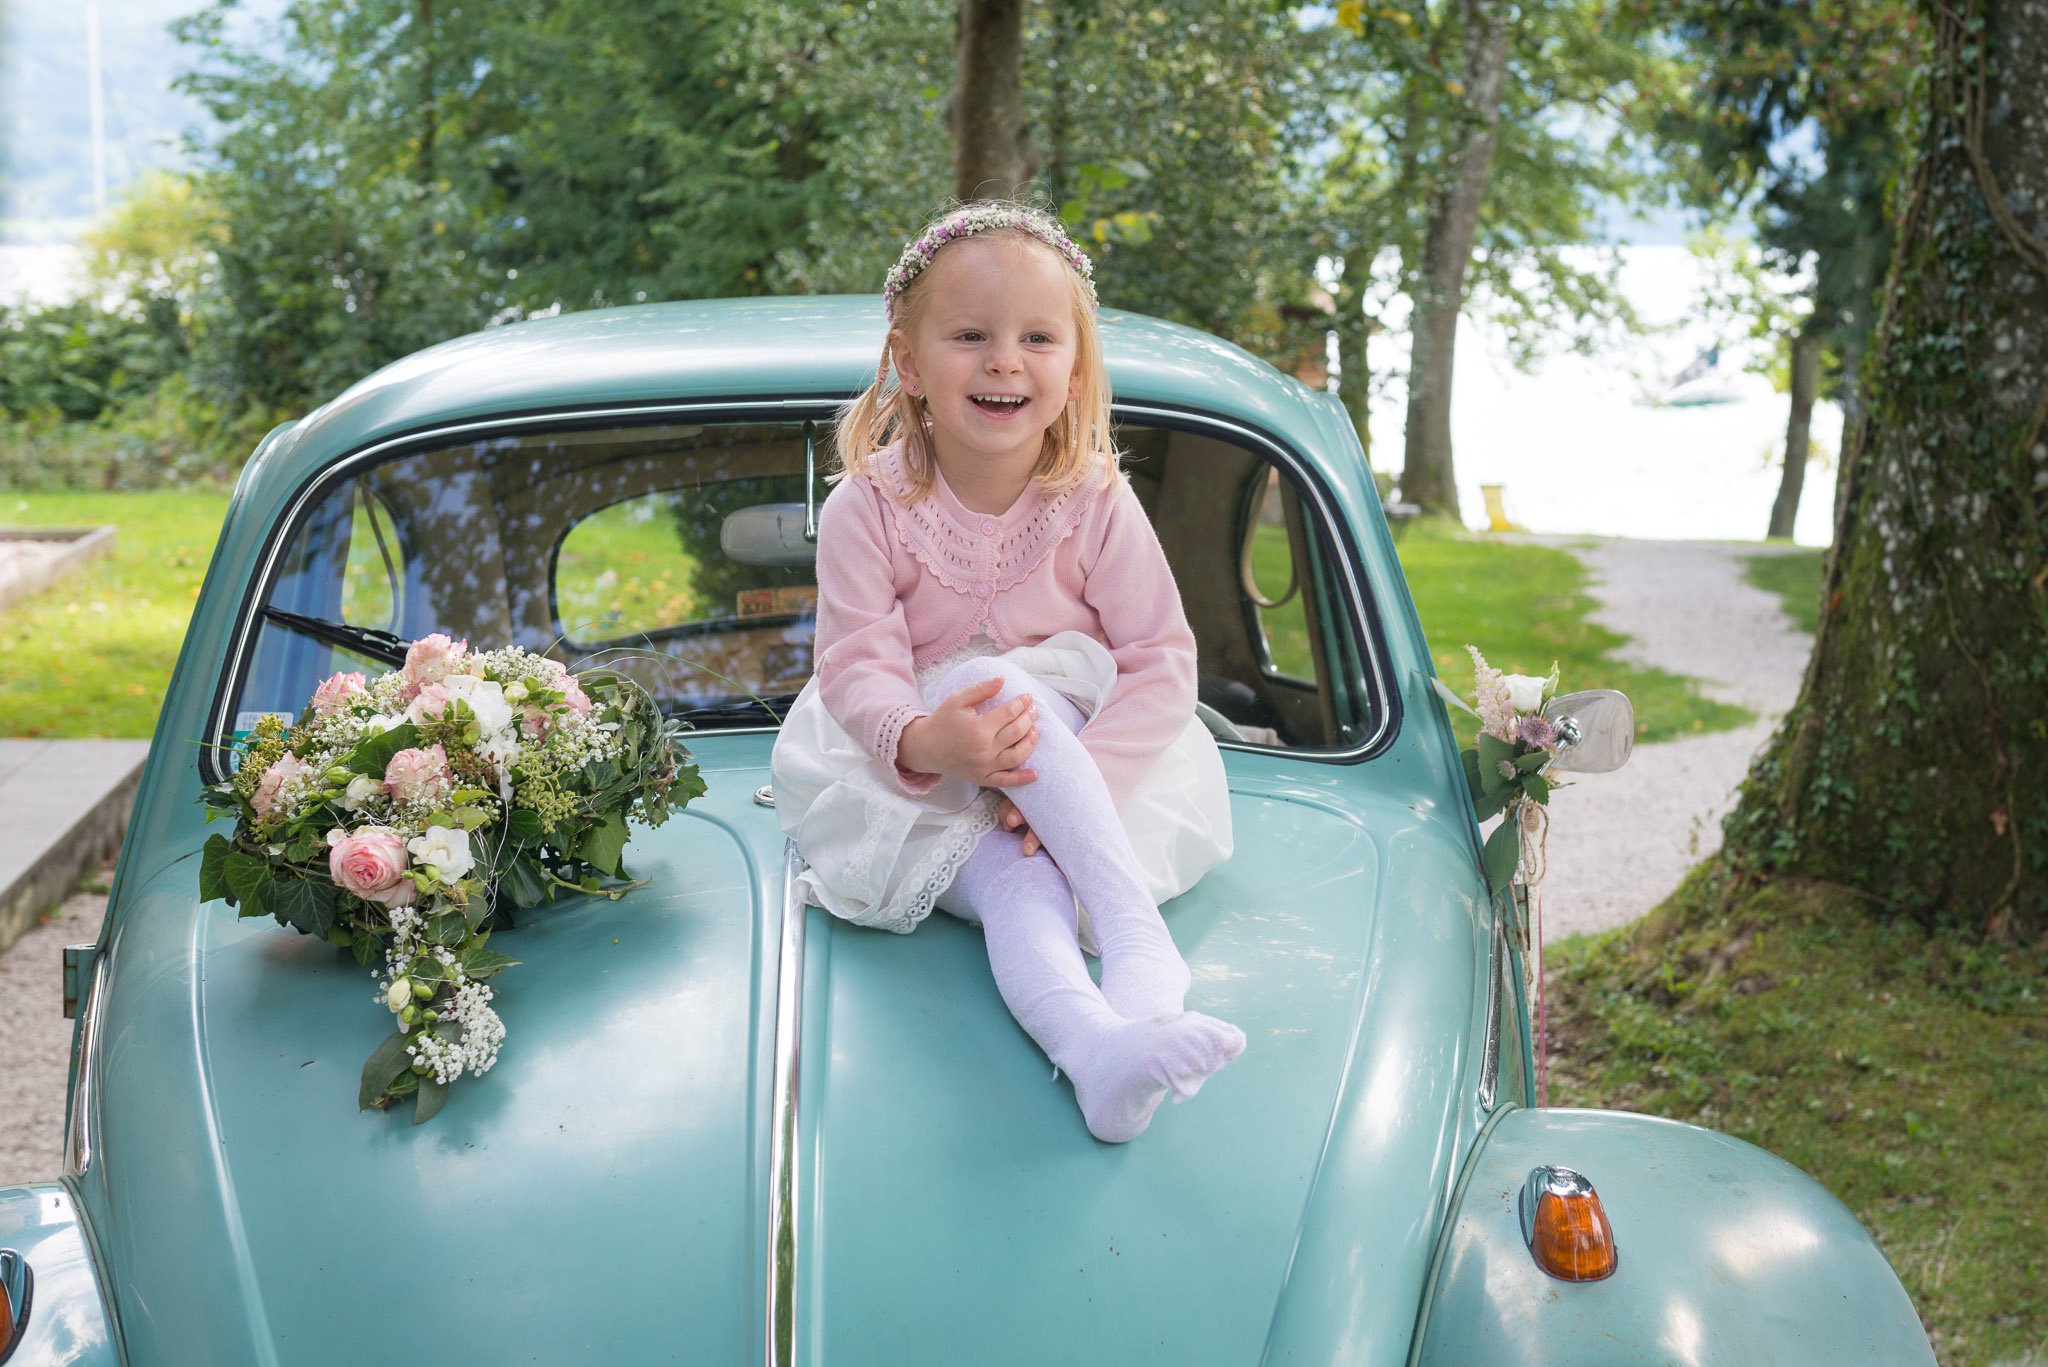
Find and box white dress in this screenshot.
[770,629,1234,938]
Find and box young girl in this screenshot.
[770,202,1242,1143]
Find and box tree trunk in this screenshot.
[1335,245,1374,462]
[1767,326,1821,539]
[1398,0,1512,519]
[1722,0,2048,933]
[951,0,1036,203]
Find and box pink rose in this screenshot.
[406,680,454,725]
[327,827,415,906]
[310,671,367,717]
[382,744,455,807]
[250,752,311,820]
[559,675,592,715]
[398,633,468,701]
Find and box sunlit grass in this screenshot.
[0,489,232,737]
[1743,546,1828,635]
[1395,519,1755,743]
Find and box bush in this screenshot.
[0,377,269,492]
[0,297,185,424]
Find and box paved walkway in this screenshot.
[0,739,148,1187]
[0,739,151,957]
[1512,538,1816,940]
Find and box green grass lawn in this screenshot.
[1550,875,2048,1366]
[1744,545,1829,635]
[1394,520,1756,742]
[1,488,233,737]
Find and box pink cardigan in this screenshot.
[812,440,1197,804]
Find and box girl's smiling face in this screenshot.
[890,235,1082,485]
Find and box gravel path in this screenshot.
[0,874,105,1187]
[1519,537,1817,941]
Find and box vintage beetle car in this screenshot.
[0,297,1932,1366]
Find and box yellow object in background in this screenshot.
[1480,484,1525,532]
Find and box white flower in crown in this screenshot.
[406,825,475,884]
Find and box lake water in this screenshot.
[1362,244,1841,547]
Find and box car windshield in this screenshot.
[221,416,1379,764]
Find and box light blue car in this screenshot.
[0,298,1932,1366]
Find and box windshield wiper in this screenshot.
[668,693,801,727]
[261,607,412,668]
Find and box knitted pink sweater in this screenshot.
[812,439,1196,804]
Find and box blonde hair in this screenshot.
[833,207,1117,503]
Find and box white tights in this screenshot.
[930,658,1245,1142]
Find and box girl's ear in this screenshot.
[889,330,924,396]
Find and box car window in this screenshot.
[221,415,1375,765]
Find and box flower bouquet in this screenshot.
[1432,645,1564,894]
[198,635,705,1123]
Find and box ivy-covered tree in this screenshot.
[1721,0,2048,932]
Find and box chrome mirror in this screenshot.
[719,504,817,567]
[1542,689,1634,773]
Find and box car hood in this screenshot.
[88,752,1485,1366]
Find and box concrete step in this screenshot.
[0,740,150,959]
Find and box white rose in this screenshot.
[363,713,407,736]
[386,978,412,1011]
[502,680,530,704]
[438,674,517,738]
[1503,673,1548,714]
[406,825,475,883]
[342,774,382,810]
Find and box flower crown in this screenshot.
[882,203,1098,324]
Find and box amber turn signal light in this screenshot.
[1519,1166,1618,1282]
[0,1245,29,1357]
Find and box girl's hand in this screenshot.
[897,678,1040,787]
[998,797,1041,857]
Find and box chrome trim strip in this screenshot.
[1478,917,1504,1110]
[766,841,808,1367]
[64,952,106,1176]
[207,398,1399,780]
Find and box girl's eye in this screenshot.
[958,330,986,343]
[1025,332,1055,345]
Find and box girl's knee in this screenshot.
[931,656,1033,711]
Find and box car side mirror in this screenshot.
[721,504,817,567]
[1542,689,1634,773]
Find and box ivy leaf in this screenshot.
[413,1074,451,1125]
[347,722,419,776]
[1476,732,1516,797]
[199,833,234,904]
[359,1030,413,1109]
[506,808,546,842]
[579,808,629,878]
[459,943,521,980]
[427,911,468,946]
[501,855,550,908]
[1471,782,1510,824]
[350,928,378,970]
[1481,819,1521,893]
[224,853,274,919]
[272,876,339,938]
